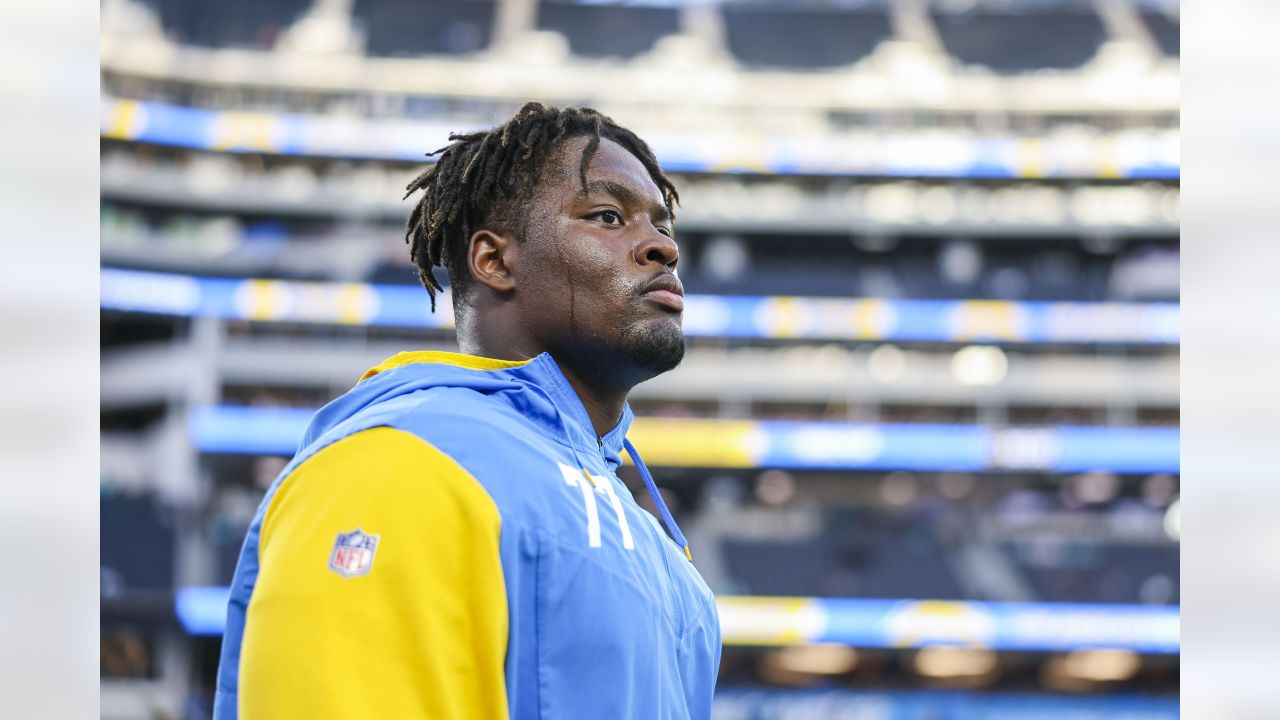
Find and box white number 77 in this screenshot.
[559,463,635,551]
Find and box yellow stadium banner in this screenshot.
[623,417,761,468]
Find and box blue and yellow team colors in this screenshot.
[213,351,722,719]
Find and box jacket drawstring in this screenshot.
[623,437,692,562]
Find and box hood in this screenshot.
[299,349,688,560]
[300,350,635,471]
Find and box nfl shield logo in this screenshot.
[329,528,379,578]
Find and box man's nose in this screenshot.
[636,224,679,270]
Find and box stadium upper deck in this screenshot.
[114,0,1179,66]
[102,0,1179,114]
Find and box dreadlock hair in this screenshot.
[403,101,679,313]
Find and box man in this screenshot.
[212,102,722,719]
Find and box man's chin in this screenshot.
[622,316,686,376]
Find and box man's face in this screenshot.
[516,136,685,386]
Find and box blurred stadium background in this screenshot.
[98,0,1179,717]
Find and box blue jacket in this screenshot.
[214,351,721,719]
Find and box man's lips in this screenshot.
[642,288,685,312]
[640,275,684,312]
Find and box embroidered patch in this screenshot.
[329,528,379,578]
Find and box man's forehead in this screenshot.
[549,136,666,206]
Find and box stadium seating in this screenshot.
[140,0,311,48]
[722,508,967,600]
[1141,11,1180,57]
[931,10,1109,72]
[536,1,680,59]
[101,491,175,593]
[1008,541,1180,605]
[354,0,496,56]
[722,6,892,70]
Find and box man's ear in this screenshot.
[467,229,517,293]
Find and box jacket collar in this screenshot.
[505,353,634,471]
[362,350,633,470]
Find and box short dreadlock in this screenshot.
[404,101,679,312]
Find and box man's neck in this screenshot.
[457,333,629,440]
[556,365,628,441]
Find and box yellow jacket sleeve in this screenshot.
[238,426,509,719]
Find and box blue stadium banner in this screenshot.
[189,405,1180,473]
[102,268,1180,345]
[176,587,1178,654]
[717,597,1178,654]
[712,689,1178,720]
[175,586,232,636]
[103,97,1179,180]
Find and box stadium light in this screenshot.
[761,644,860,685]
[911,646,999,682]
[1042,648,1143,691]
[950,345,1008,387]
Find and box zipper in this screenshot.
[596,461,683,634]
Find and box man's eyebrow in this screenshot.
[583,179,672,224]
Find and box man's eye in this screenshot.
[594,210,622,225]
